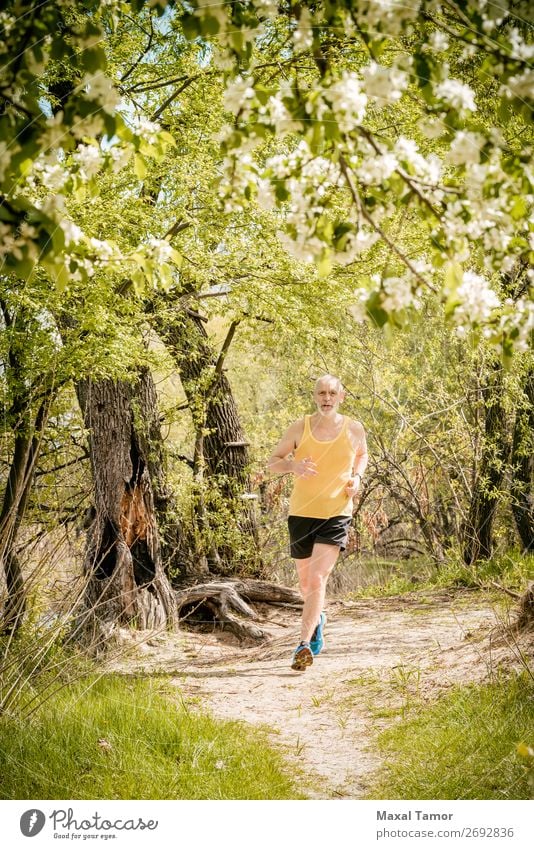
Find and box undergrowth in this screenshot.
[366,672,534,800]
[0,674,302,800]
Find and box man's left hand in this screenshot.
[345,477,360,496]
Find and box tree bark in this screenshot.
[152,299,262,576]
[510,366,534,553]
[175,578,302,642]
[74,371,178,643]
[0,298,55,636]
[463,360,511,564]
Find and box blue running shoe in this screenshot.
[310,612,327,656]
[291,642,313,671]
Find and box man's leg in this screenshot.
[296,557,312,600]
[299,543,340,643]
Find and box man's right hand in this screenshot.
[291,457,317,478]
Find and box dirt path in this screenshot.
[108,589,520,799]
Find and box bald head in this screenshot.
[313,374,345,416]
[314,374,343,393]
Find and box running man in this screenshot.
[268,375,368,671]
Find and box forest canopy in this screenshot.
[0,0,533,641]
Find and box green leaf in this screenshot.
[317,252,332,278]
[366,292,388,328]
[134,154,147,179]
[510,196,527,221]
[444,261,463,292]
[49,262,70,292]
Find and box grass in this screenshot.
[0,673,303,800]
[341,550,534,600]
[366,672,534,800]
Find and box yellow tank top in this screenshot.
[288,415,357,519]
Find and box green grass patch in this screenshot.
[366,673,534,800]
[344,550,534,600]
[0,674,302,800]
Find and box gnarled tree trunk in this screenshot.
[0,298,55,636]
[153,299,262,578]
[75,370,178,642]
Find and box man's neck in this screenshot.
[313,411,343,428]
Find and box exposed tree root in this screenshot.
[174,579,302,642]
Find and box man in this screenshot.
[268,374,368,671]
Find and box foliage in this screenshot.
[0,673,302,799]
[179,0,534,352]
[366,672,534,799]
[0,0,179,291]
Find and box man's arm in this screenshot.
[351,421,368,479]
[345,420,368,495]
[267,419,317,478]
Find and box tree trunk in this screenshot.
[74,371,178,643]
[463,360,510,564]
[153,300,262,576]
[510,366,534,553]
[0,296,55,636]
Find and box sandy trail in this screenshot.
[108,589,519,799]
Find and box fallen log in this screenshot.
[174,579,302,642]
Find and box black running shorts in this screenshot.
[287,515,352,560]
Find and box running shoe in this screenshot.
[291,642,313,671]
[310,611,327,656]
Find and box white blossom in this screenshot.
[0,141,18,180]
[508,28,534,62]
[447,131,486,166]
[334,229,379,264]
[277,230,323,263]
[71,113,105,139]
[354,0,421,36]
[109,145,131,172]
[327,72,367,132]
[40,112,67,149]
[428,31,449,52]
[40,163,69,190]
[132,117,161,144]
[267,95,303,135]
[453,271,500,325]
[82,73,121,114]
[73,144,102,180]
[253,0,278,19]
[361,62,408,103]
[419,117,446,139]
[255,178,276,211]
[381,276,415,312]
[0,223,25,260]
[357,152,398,185]
[60,219,84,244]
[349,288,370,322]
[223,76,255,115]
[502,70,534,100]
[89,237,117,261]
[435,79,477,112]
[394,137,441,181]
[146,237,174,264]
[293,7,313,53]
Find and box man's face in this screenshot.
[313,379,345,417]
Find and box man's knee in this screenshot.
[308,570,329,593]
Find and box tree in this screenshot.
[74,369,178,643]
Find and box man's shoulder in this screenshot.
[346,418,366,438]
